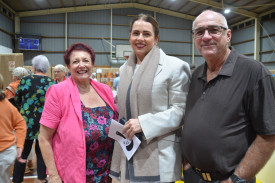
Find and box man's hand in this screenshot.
[123,118,142,139]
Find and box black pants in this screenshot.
[184,167,256,183]
[12,139,47,183]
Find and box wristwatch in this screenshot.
[230,173,248,183]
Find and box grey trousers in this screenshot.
[184,167,256,183]
[0,145,17,183]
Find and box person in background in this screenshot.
[12,55,55,183]
[54,64,67,83]
[182,10,275,183]
[65,71,71,79]
[5,67,34,174]
[112,72,120,91]
[0,74,26,183]
[5,67,28,100]
[90,72,98,81]
[27,69,33,75]
[110,14,190,183]
[39,42,118,183]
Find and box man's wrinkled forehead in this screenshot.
[194,11,223,28]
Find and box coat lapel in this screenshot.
[68,77,82,122]
[155,49,165,77]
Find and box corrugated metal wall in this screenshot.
[1,8,274,69]
[0,13,13,49]
[231,18,275,69]
[19,8,194,67]
[261,19,275,69]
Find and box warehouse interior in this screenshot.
[0,0,275,183]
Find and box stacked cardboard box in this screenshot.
[0,54,24,88]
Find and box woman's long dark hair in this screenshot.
[129,13,160,38]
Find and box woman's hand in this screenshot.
[123,118,142,139]
[183,162,191,171]
[48,174,62,183]
[16,147,27,163]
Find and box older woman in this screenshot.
[12,55,55,183]
[5,66,28,99]
[54,64,67,83]
[0,74,26,183]
[39,42,118,183]
[110,14,190,183]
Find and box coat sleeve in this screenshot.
[40,85,62,129]
[139,58,190,141]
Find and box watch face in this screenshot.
[231,174,248,183]
[236,180,247,183]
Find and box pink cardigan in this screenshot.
[40,77,117,183]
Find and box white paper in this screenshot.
[108,119,141,160]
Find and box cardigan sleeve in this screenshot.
[11,103,26,148]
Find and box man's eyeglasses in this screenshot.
[192,26,227,39]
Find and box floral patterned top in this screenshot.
[81,103,115,183]
[15,75,55,140]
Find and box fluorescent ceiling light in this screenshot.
[224,8,231,14]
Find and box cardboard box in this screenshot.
[96,68,119,88]
[0,54,24,88]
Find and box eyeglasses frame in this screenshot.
[192,25,228,39]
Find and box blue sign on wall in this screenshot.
[19,38,39,50]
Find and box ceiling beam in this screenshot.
[17,2,195,20]
[188,0,258,18]
[46,0,53,8]
[177,1,191,12]
[250,1,275,12]
[259,8,275,17]
[0,0,17,14]
[230,0,242,4]
[187,4,202,14]
[240,0,261,8]
[59,0,64,8]
[156,0,165,7]
[229,17,254,28]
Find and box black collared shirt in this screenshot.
[182,47,275,175]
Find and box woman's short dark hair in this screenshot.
[64,42,95,66]
[129,13,159,38]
